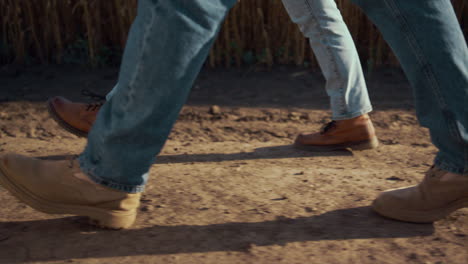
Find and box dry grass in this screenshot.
[0,0,467,67]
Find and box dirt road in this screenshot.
[0,66,466,263]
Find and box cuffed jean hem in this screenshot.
[434,156,468,176]
[331,106,373,121]
[78,155,145,193]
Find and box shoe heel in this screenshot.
[88,211,137,229]
[349,137,379,151]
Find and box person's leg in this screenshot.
[281,0,378,151]
[282,0,372,120]
[47,0,377,151]
[351,0,468,222]
[80,0,236,192]
[0,0,237,228]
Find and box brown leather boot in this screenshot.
[47,96,103,137]
[294,114,378,151]
[372,167,468,223]
[0,153,141,229]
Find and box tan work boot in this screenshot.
[294,114,378,151]
[372,166,468,223]
[0,154,141,229]
[47,96,104,137]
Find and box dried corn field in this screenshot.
[0,0,467,67]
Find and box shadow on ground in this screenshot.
[0,206,433,263]
[38,145,353,164]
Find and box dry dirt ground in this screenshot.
[0,65,466,264]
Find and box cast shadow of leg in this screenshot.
[0,206,433,263]
[39,144,353,164]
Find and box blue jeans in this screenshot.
[79,0,237,192]
[351,0,468,175]
[80,0,467,193]
[281,0,372,120]
[107,0,373,121]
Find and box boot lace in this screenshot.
[81,89,106,112]
[320,121,337,134]
[85,101,104,112]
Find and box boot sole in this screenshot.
[372,197,468,223]
[0,164,136,229]
[47,99,89,138]
[294,137,379,152]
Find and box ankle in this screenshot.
[440,171,465,181]
[335,114,369,124]
[335,114,372,128]
[73,171,107,190]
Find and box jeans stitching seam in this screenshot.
[125,0,159,110]
[302,0,347,114]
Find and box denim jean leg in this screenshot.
[352,0,468,174]
[105,84,117,101]
[79,0,237,193]
[281,0,372,120]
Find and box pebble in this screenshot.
[140,205,154,212]
[209,105,221,115]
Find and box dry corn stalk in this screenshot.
[0,0,466,68]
